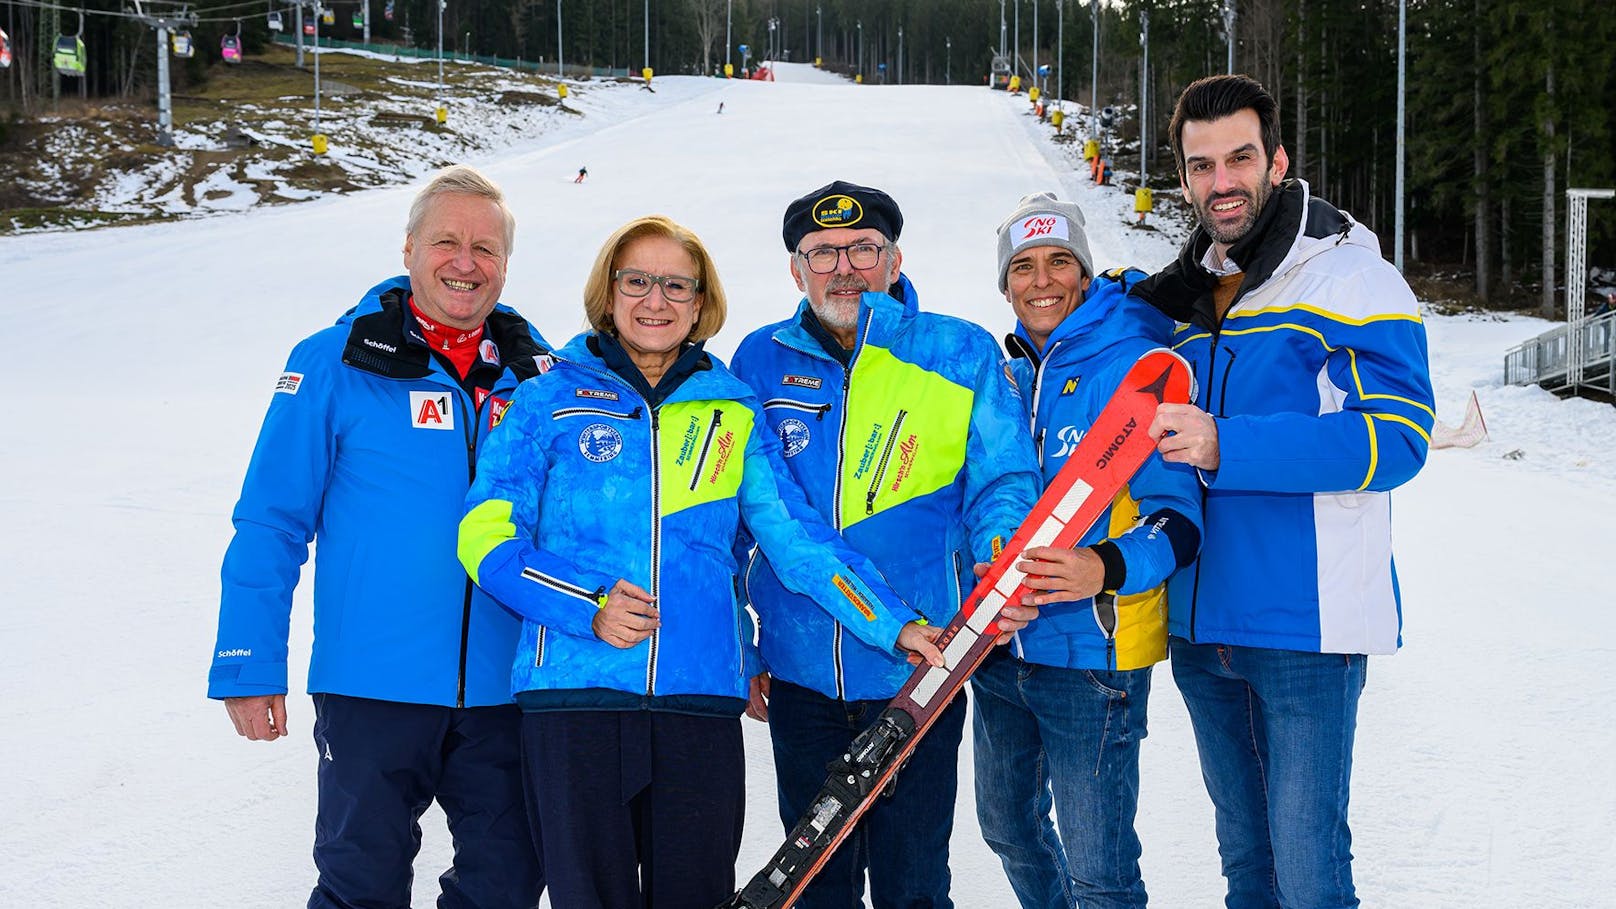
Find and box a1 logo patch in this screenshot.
[410,391,455,430]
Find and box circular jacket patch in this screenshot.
[778,418,811,458]
[579,423,623,462]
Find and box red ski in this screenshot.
[723,347,1193,909]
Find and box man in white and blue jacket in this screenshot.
[1140,76,1434,909]
[207,167,549,909]
[973,194,1201,909]
[732,181,1043,909]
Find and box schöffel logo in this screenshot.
[781,374,823,390]
[1017,214,1069,246]
[217,648,251,658]
[813,194,863,228]
[1095,417,1138,469]
[363,337,399,354]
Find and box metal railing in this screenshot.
[1505,308,1616,396]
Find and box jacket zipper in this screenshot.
[551,405,643,420]
[1093,591,1119,670]
[830,308,874,701]
[863,409,908,515]
[688,408,723,491]
[1187,301,1234,643]
[534,625,547,668]
[647,406,662,696]
[762,398,832,420]
[455,388,478,708]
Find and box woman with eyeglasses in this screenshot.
[458,215,941,909]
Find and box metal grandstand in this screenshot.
[1505,188,1615,397]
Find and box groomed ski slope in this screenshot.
[3,63,1613,907]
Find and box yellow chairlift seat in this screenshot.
[321,8,334,25]
[171,30,195,59]
[53,35,86,76]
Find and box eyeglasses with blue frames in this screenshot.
[612,268,702,304]
[795,241,888,275]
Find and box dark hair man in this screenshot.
[1136,74,1435,908]
[208,165,550,909]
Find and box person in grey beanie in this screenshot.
[971,192,1203,909]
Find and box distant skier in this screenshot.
[717,101,725,114]
[574,166,587,184]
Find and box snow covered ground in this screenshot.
[4,62,1614,907]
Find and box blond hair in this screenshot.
[406,165,517,253]
[583,215,728,343]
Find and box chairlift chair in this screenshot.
[351,10,363,28]
[321,7,334,25]
[171,30,195,59]
[267,10,283,31]
[221,33,243,63]
[383,0,393,21]
[0,28,11,69]
[53,35,87,77]
[303,19,315,35]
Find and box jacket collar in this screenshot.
[1133,180,1349,329]
[1005,268,1166,367]
[340,277,548,383]
[774,272,922,363]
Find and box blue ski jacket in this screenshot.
[1003,269,1202,671]
[458,332,915,715]
[208,276,552,707]
[1134,180,1434,655]
[730,276,1043,701]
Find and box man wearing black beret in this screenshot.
[730,181,1044,908]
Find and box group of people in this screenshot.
[209,74,1434,909]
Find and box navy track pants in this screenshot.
[307,693,543,909]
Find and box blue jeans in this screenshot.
[767,678,966,909]
[1169,638,1367,909]
[971,650,1151,909]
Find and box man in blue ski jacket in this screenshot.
[207,166,549,909]
[1138,75,1434,908]
[973,193,1201,909]
[731,180,1044,909]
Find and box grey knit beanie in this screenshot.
[995,192,1095,292]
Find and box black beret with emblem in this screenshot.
[782,180,904,251]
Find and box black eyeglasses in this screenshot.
[612,268,702,303]
[795,241,887,275]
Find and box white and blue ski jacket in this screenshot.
[1134,180,1434,655]
[730,276,1043,701]
[458,332,914,715]
[208,276,552,707]
[1004,269,1202,671]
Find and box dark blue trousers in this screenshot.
[521,710,745,909]
[768,679,967,909]
[307,694,543,909]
